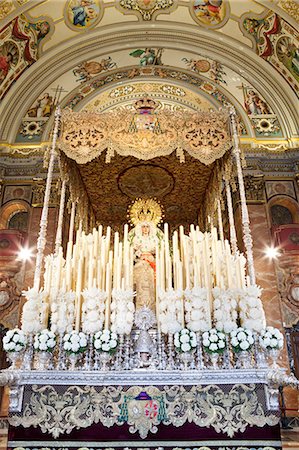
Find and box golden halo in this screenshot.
[128,198,163,226]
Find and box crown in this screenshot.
[128,198,163,226]
[134,97,158,113]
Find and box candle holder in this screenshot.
[115,334,124,370]
[179,350,195,371]
[268,348,280,369]
[237,351,251,369]
[21,334,33,370]
[83,334,93,370]
[223,334,232,369]
[7,352,20,371]
[124,334,131,370]
[68,353,78,371]
[166,333,175,370]
[196,332,205,369]
[93,350,100,370]
[57,332,66,370]
[209,352,219,370]
[254,337,268,369]
[38,351,52,370]
[100,352,112,371]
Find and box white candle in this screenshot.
[75,258,83,331]
[104,263,112,329]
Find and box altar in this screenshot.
[1,102,296,450]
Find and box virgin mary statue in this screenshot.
[128,199,163,311]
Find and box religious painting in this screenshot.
[26,92,54,118]
[190,0,229,29]
[117,0,176,20]
[129,48,164,66]
[73,57,117,83]
[65,0,103,31]
[0,41,19,85]
[242,86,271,115]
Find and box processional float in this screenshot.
[2,100,297,441]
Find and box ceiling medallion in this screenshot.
[59,97,230,165]
[117,0,177,20]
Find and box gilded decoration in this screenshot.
[61,152,214,227]
[59,109,231,165]
[9,384,280,439]
[279,0,299,22]
[117,0,177,20]
[0,1,14,19]
[243,175,265,203]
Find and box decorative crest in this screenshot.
[128,198,163,226]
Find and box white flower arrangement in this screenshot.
[21,288,46,334]
[63,331,88,354]
[82,287,106,334]
[174,328,197,353]
[259,326,284,350]
[158,289,183,334]
[184,287,211,332]
[239,285,266,332]
[110,289,135,335]
[212,287,238,333]
[93,329,118,354]
[230,327,254,353]
[202,328,226,354]
[34,329,56,352]
[3,328,26,352]
[50,289,76,334]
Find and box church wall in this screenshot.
[234,173,299,420]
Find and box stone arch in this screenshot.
[0,201,30,230]
[0,22,297,143]
[268,195,299,226]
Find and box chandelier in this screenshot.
[59,97,231,165]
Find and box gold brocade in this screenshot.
[59,109,231,166]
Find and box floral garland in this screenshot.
[34,329,56,352]
[230,327,254,353]
[259,326,284,350]
[50,289,76,334]
[3,329,26,353]
[158,289,183,334]
[21,288,47,334]
[94,329,118,354]
[174,328,197,353]
[202,328,226,354]
[110,289,135,335]
[212,287,238,333]
[82,287,106,334]
[184,287,211,332]
[239,285,266,332]
[63,331,88,354]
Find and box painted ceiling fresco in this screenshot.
[0,0,298,151]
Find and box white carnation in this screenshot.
[181,342,191,352]
[209,343,218,352]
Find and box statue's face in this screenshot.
[141,225,150,236]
